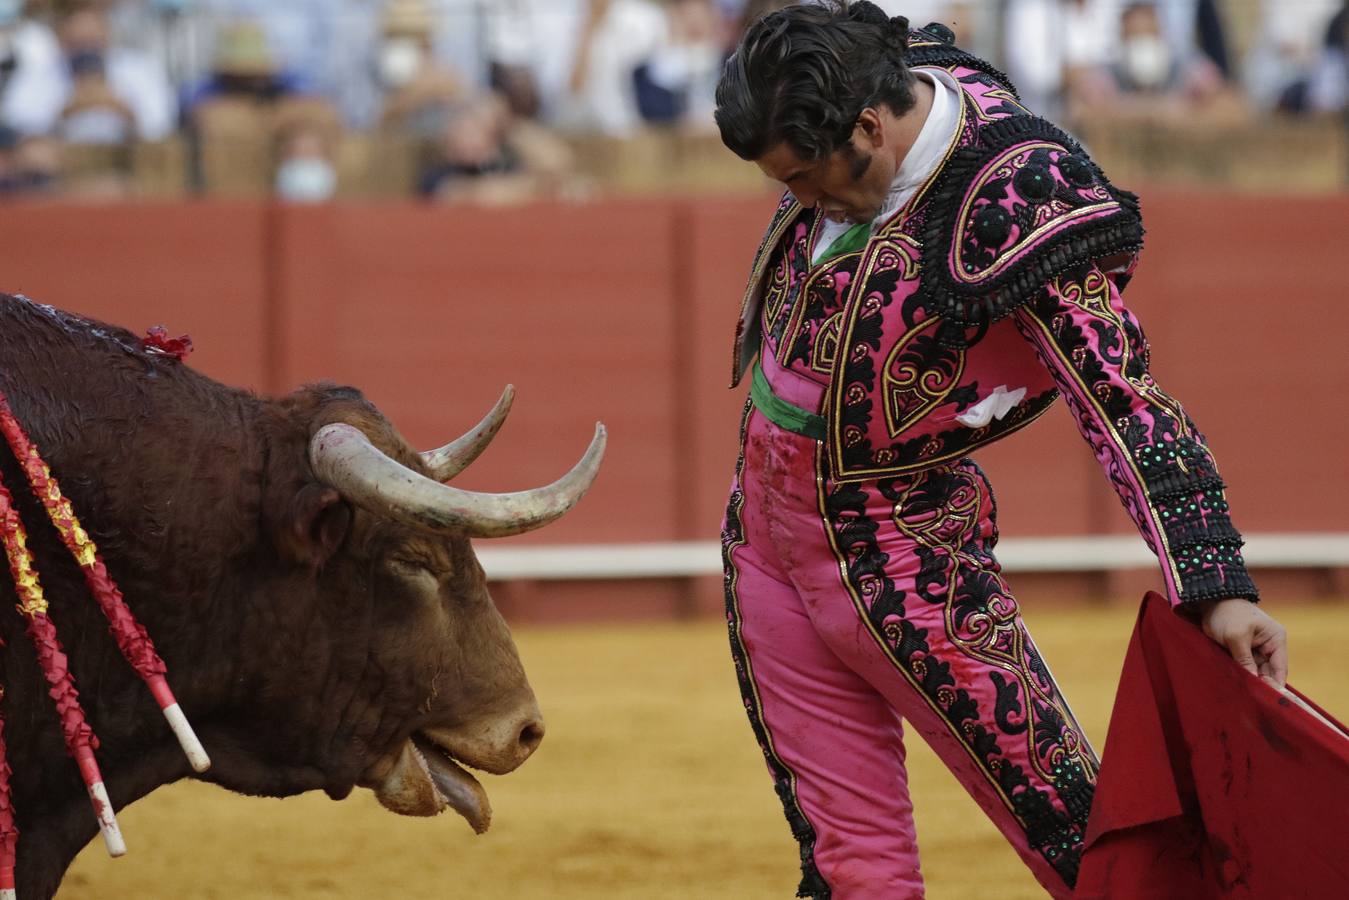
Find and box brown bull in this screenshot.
[0,294,604,898]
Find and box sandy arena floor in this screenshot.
[62,602,1347,899]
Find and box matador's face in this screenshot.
[755,109,899,226]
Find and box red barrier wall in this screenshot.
[0,202,271,390]
[2,191,1345,551]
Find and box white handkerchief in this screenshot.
[955,385,1028,428]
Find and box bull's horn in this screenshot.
[309,421,605,538]
[421,385,514,481]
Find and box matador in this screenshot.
[713,3,1289,897]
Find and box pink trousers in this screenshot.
[722,403,1099,899]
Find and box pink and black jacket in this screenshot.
[730,25,1257,607]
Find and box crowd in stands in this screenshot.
[0,0,1343,201]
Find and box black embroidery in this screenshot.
[826,463,1093,886]
[1013,159,1055,202]
[991,671,1030,735]
[1059,154,1095,188]
[917,117,1145,348]
[722,400,831,899]
[973,205,1013,248]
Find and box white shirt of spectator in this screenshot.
[1004,0,1121,116]
[486,0,588,123]
[0,20,67,136]
[57,47,178,142]
[811,68,961,265]
[563,0,668,137]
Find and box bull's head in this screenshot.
[243,386,603,834]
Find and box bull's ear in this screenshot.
[280,484,351,570]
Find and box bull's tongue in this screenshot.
[413,735,493,834]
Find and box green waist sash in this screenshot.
[750,361,827,441]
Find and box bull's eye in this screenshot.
[388,557,435,578]
[386,558,443,602]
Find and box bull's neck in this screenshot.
[16,746,189,900]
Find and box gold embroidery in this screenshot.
[881,317,967,438]
[810,312,844,375]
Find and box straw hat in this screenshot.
[382,0,436,38]
[211,20,277,77]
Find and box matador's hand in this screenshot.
[1197,598,1288,690]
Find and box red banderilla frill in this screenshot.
[0,389,212,895]
[0,686,15,899]
[0,475,124,872]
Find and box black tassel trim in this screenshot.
[1165,520,1245,548]
[1178,578,1261,604]
[913,116,1145,349]
[1172,541,1260,603]
[1149,474,1228,503]
[1143,469,1220,496]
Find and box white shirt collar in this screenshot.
[878,69,959,217]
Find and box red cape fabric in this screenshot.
[1076,592,1349,899]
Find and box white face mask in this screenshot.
[1122,36,1172,90]
[275,157,336,202]
[378,38,423,88]
[61,107,133,145]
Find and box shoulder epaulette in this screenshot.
[915,116,1144,347]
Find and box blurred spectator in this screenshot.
[273,99,340,201]
[565,0,736,135]
[106,0,214,96]
[483,0,586,122]
[1112,2,1184,94]
[190,0,343,103]
[184,18,304,113]
[1305,2,1347,114]
[563,0,667,136]
[1005,0,1119,117]
[1076,1,1242,122]
[418,90,574,203]
[1245,0,1341,112]
[1006,0,1240,121]
[0,122,59,195]
[58,48,134,146]
[55,3,176,142]
[1190,0,1231,81]
[1265,0,1346,115]
[0,1,66,135]
[186,20,327,195]
[633,0,723,129]
[376,0,463,135]
[175,0,488,129]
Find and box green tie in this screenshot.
[816,221,872,263]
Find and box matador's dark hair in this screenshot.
[715,1,917,163]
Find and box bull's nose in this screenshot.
[518,717,545,758]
